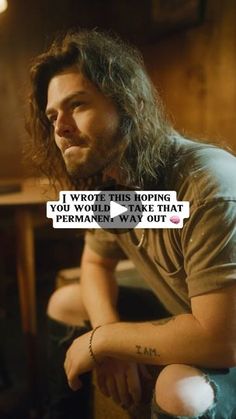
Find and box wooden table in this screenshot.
[0,178,57,417]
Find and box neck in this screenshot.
[102,165,123,185]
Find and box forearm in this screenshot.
[81,262,120,327]
[95,314,236,368]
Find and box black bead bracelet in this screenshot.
[89,325,102,365]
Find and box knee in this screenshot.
[47,284,88,325]
[154,364,215,417]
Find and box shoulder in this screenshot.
[168,136,236,205]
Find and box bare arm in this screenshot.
[94,283,236,368]
[65,282,236,390]
[80,244,120,327]
[79,245,146,406]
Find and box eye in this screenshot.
[71,101,85,110]
[47,114,57,126]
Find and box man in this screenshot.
[28,30,236,418]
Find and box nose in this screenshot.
[55,112,75,137]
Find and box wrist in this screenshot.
[89,326,102,365]
[92,322,118,360]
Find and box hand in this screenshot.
[95,357,151,409]
[64,330,100,391]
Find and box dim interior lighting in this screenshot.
[0,0,8,14]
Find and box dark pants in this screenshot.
[46,321,91,419]
[46,287,236,419]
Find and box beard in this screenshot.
[64,132,127,191]
[66,148,124,191]
[68,171,104,191]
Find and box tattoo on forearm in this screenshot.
[151,316,176,326]
[135,345,160,357]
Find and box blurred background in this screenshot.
[0,0,235,418]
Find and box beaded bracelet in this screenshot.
[89,325,102,365]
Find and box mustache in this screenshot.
[60,136,89,153]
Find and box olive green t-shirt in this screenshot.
[85,137,236,315]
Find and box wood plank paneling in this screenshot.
[143,0,236,151]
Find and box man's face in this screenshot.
[46,67,121,180]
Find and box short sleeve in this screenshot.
[85,229,125,260]
[181,199,236,297]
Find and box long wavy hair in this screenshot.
[27,29,174,190]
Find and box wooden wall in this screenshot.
[0,0,235,179]
[143,0,236,150]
